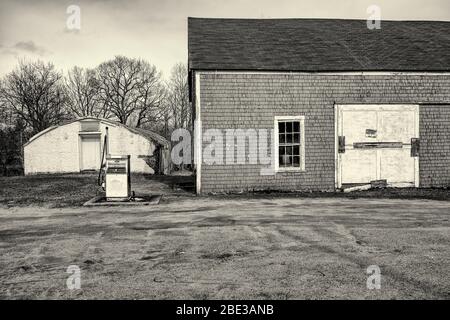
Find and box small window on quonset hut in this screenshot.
[80,120,100,132]
[275,116,305,171]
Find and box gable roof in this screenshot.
[25,117,170,148]
[188,18,450,72]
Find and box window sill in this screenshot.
[275,168,305,173]
[79,131,101,136]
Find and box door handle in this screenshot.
[353,142,403,149]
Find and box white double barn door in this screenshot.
[336,105,419,187]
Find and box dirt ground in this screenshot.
[3,173,450,209]
[0,196,449,299]
[0,173,194,208]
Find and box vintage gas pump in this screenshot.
[105,155,131,200]
[98,127,132,201]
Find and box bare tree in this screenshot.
[0,80,11,125]
[1,60,67,135]
[134,67,166,128]
[97,56,165,127]
[0,79,22,127]
[65,66,110,118]
[166,63,192,132]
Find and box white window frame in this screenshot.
[274,115,306,172]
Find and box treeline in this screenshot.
[0,56,192,175]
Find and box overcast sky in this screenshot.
[0,0,449,78]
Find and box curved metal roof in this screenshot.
[24,117,170,148]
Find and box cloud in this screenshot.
[12,41,48,55]
[0,40,50,57]
[0,48,18,57]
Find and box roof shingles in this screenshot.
[188,18,450,72]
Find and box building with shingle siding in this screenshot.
[188,18,450,194]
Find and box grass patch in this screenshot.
[1,172,449,208]
[210,187,450,201]
[0,173,101,208]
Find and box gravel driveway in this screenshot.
[0,197,449,299]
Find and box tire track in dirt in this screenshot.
[273,224,449,299]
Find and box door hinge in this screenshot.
[411,138,420,157]
[338,136,345,153]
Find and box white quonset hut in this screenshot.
[24,117,170,175]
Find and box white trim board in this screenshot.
[194,72,202,194]
[334,105,339,189]
[195,71,450,76]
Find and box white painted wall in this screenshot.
[102,122,157,174]
[24,120,158,174]
[24,122,80,174]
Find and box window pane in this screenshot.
[278,122,285,133]
[280,154,290,165]
[284,155,292,165]
[286,134,293,143]
[279,133,285,144]
[286,122,293,133]
[293,145,300,155]
[293,156,300,167]
[279,154,284,167]
[279,146,285,157]
[293,133,300,143]
[293,121,300,132]
[80,120,100,132]
[286,146,293,156]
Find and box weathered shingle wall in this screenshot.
[198,73,450,193]
[420,104,450,187]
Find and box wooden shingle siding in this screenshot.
[420,105,450,187]
[198,73,450,193]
